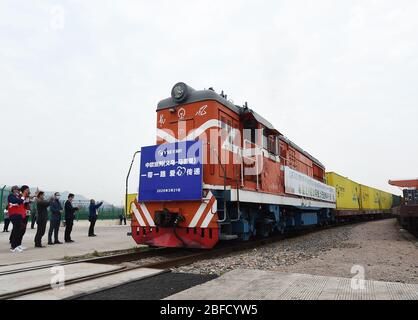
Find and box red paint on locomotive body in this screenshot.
[131,84,329,248]
[130,193,219,248]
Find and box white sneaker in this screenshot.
[10,247,23,253]
[18,245,26,250]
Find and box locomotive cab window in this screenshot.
[243,118,258,146]
[262,128,268,150]
[220,115,233,144]
[263,128,279,155]
[270,135,279,156]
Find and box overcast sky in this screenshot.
[1,0,417,205]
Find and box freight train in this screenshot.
[129,82,400,249]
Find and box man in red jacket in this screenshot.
[20,185,31,247]
[8,186,26,252]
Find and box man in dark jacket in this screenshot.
[88,199,103,237]
[119,212,127,225]
[34,191,52,248]
[64,193,79,243]
[48,192,63,245]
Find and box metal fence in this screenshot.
[0,185,10,222]
[70,200,124,221]
[0,188,124,222]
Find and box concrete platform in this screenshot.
[15,268,165,300]
[0,262,123,297]
[0,224,142,265]
[166,269,418,300]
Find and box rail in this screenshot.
[0,215,388,300]
[0,234,289,300]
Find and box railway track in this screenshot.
[0,233,293,300]
[0,238,281,300]
[0,248,174,277]
[0,218,391,300]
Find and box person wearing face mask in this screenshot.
[34,191,52,248]
[48,192,63,245]
[19,185,32,249]
[8,186,25,252]
[64,193,79,243]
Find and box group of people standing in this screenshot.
[3,186,104,253]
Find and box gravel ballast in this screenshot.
[174,219,418,284]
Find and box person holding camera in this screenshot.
[48,192,63,245]
[21,185,32,242]
[64,193,79,243]
[88,199,103,237]
[34,191,52,248]
[8,185,31,252]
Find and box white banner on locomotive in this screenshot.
[284,166,336,203]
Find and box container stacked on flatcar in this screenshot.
[392,194,402,208]
[326,172,396,219]
[325,173,360,214]
[404,189,418,204]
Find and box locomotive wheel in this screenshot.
[257,223,273,238]
[277,223,286,235]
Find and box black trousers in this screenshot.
[48,214,61,243]
[64,219,74,242]
[88,217,97,236]
[3,218,10,231]
[19,216,28,244]
[31,212,37,229]
[34,213,48,246]
[10,215,23,249]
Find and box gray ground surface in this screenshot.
[76,272,217,300]
[0,225,136,265]
[174,219,418,284]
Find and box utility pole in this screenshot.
[125,151,141,217]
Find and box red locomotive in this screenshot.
[130,82,336,249]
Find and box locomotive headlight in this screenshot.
[172,84,184,99]
[171,82,188,102]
